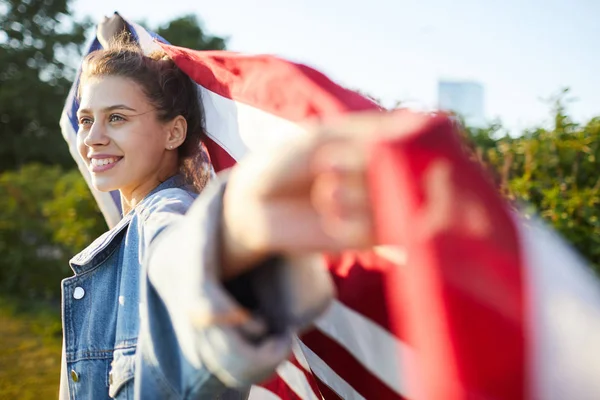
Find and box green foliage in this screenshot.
[0,0,91,170]
[44,169,107,254]
[464,91,600,273]
[0,164,64,299]
[156,14,227,51]
[0,165,106,300]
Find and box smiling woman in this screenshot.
[77,40,208,214]
[59,19,379,400]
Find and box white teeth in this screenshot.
[91,157,119,167]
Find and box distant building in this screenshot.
[437,80,485,126]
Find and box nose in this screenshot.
[83,120,110,147]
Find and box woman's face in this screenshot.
[77,76,172,194]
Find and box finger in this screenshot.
[311,171,369,218]
[321,212,374,250]
[231,116,372,199]
[257,197,372,253]
[310,169,374,250]
[230,139,315,199]
[311,140,370,218]
[260,200,341,252]
[311,139,366,175]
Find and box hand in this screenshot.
[220,111,397,279]
[97,13,128,48]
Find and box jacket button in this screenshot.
[73,287,85,300]
[70,369,79,382]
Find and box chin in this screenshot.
[91,176,121,193]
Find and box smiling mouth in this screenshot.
[89,157,123,172]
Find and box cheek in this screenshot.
[118,127,167,169]
[127,124,167,154]
[120,133,161,156]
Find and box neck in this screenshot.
[119,151,180,215]
[120,168,178,215]
[120,188,153,216]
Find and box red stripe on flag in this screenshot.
[300,330,405,400]
[203,136,237,172]
[258,354,322,400]
[159,43,380,123]
[312,377,343,400]
[324,251,408,341]
[259,375,305,400]
[368,111,527,399]
[260,377,302,400]
[287,355,324,399]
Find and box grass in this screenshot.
[0,297,62,399]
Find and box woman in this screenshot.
[59,28,376,399]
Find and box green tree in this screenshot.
[0,165,106,300]
[44,169,107,256]
[0,0,91,171]
[155,14,227,50]
[463,92,600,273]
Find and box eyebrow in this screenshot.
[77,104,137,116]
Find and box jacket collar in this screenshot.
[69,175,192,274]
[121,174,191,218]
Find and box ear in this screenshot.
[165,115,187,151]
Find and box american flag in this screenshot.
[61,17,600,400]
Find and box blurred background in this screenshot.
[1,0,599,397]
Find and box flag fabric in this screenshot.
[61,18,600,400]
[367,110,600,400]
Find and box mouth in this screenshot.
[89,156,123,173]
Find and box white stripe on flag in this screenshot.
[314,299,413,398]
[292,338,311,372]
[298,339,366,400]
[198,85,306,161]
[276,361,321,400]
[518,216,600,400]
[133,23,308,163]
[129,22,165,55]
[248,385,282,400]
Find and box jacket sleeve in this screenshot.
[133,177,334,399]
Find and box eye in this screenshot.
[109,114,125,123]
[78,116,93,127]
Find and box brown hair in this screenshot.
[78,34,209,191]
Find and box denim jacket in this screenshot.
[59,175,334,399]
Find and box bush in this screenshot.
[464,97,600,273]
[44,169,108,256]
[0,165,106,300]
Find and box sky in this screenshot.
[73,0,600,133]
